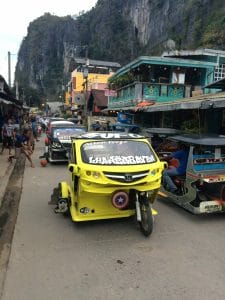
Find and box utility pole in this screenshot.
[8,51,11,88]
[15,81,19,100]
[85,45,89,66]
[83,45,89,118]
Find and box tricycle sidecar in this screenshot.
[159,134,225,214]
[51,132,165,236]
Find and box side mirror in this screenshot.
[162,162,168,170]
[68,163,78,173]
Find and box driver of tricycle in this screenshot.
[162,143,189,194]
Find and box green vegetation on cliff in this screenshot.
[201,12,225,48]
[77,0,135,63]
[15,0,225,104]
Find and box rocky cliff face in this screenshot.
[16,13,80,101]
[125,0,225,52]
[15,0,225,102]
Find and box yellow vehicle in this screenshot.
[51,132,165,236]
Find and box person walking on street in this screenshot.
[30,115,39,142]
[15,129,35,168]
[0,118,15,155]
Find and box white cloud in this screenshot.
[0,0,97,85]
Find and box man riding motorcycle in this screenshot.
[162,143,189,194]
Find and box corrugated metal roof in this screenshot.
[162,48,225,58]
[204,78,225,90]
[0,92,22,106]
[74,58,121,68]
[170,134,225,146]
[112,56,216,79]
[0,97,11,105]
[145,92,225,112]
[104,92,225,112]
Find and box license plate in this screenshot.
[200,201,222,213]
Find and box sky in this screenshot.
[0,0,97,86]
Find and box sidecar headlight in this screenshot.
[150,169,159,176]
[150,169,156,175]
[92,171,101,179]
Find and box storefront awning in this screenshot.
[204,78,225,90]
[145,93,225,112]
[0,98,12,105]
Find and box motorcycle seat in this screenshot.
[173,175,186,181]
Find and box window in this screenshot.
[193,145,225,171]
[81,140,156,165]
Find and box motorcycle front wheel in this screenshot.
[139,200,153,237]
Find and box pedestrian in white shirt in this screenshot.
[0,119,15,155]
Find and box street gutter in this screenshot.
[0,163,14,209]
[0,155,26,298]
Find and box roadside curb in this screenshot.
[0,154,26,298]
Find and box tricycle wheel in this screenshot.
[46,148,51,163]
[139,201,153,237]
[45,151,49,162]
[63,209,70,217]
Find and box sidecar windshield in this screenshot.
[81,140,156,165]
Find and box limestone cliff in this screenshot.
[15,13,79,102]
[15,0,225,102]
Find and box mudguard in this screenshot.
[60,181,69,199]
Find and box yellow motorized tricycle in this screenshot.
[50,132,165,236]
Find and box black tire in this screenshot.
[44,149,49,162]
[139,200,153,237]
[45,153,49,162]
[47,147,51,163]
[63,207,70,217]
[62,197,70,217]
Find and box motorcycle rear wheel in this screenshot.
[139,200,153,237]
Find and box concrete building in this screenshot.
[107,49,225,134]
[65,58,121,110]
